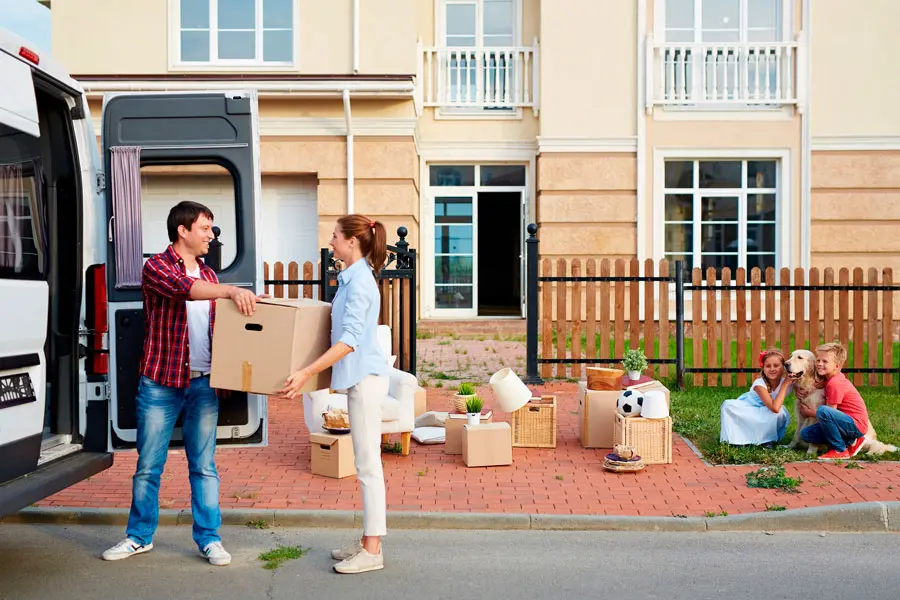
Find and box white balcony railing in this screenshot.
[417,39,540,115]
[647,38,801,110]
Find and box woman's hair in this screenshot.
[337,214,387,275]
[758,347,786,390]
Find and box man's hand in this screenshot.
[229,286,258,316]
[278,368,312,399]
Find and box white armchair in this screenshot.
[302,325,418,455]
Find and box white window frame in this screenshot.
[655,0,793,44]
[168,0,300,71]
[652,148,791,272]
[433,0,524,120]
[419,154,534,319]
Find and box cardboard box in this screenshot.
[626,379,671,407]
[210,298,332,395]
[414,386,427,418]
[309,432,356,478]
[577,381,619,449]
[444,410,493,455]
[462,422,512,467]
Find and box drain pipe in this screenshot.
[343,88,354,214]
[352,0,359,74]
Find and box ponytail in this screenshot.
[337,214,388,275]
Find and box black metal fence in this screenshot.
[523,224,900,391]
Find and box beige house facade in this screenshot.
[48,0,900,320]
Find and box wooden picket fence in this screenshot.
[536,258,898,388]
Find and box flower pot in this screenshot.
[453,394,475,413]
[466,412,481,427]
[627,370,642,381]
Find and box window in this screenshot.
[665,0,784,43]
[441,0,518,111]
[661,0,788,103]
[0,123,46,280]
[178,0,294,65]
[663,159,777,273]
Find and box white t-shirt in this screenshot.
[186,265,211,372]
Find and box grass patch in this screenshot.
[671,384,900,465]
[382,442,403,454]
[259,545,307,570]
[704,510,728,517]
[745,466,802,492]
[765,504,787,512]
[246,519,270,530]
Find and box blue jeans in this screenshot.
[801,405,864,452]
[126,376,221,550]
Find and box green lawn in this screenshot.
[669,381,900,465]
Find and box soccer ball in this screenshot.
[616,389,644,417]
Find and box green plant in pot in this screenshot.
[465,396,484,427]
[622,348,648,381]
[454,381,476,413]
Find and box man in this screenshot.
[102,201,259,566]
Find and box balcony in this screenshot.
[417,40,540,116]
[646,38,803,112]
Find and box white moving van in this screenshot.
[0,30,267,518]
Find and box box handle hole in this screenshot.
[245,324,263,332]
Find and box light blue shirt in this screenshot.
[330,258,388,390]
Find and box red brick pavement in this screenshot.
[40,382,900,516]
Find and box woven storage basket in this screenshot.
[613,413,672,464]
[510,395,557,448]
[586,367,625,391]
[452,394,474,414]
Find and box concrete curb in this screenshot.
[5,502,900,532]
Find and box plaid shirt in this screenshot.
[140,245,217,389]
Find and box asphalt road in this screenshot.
[0,524,897,600]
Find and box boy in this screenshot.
[798,342,868,460]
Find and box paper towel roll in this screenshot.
[489,368,532,413]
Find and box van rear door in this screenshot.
[102,91,266,449]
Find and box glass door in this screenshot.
[431,190,477,318]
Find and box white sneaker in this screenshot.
[333,548,384,574]
[102,538,153,561]
[200,541,232,566]
[331,540,363,561]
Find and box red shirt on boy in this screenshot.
[825,372,869,435]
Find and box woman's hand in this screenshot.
[279,368,312,399]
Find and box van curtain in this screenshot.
[110,146,143,288]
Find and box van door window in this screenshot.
[0,124,47,280]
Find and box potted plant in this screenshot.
[454,381,477,413]
[622,348,648,382]
[465,396,484,427]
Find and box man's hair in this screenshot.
[167,201,214,243]
[816,342,847,365]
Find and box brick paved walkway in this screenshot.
[41,381,900,517]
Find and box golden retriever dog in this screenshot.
[784,349,896,456]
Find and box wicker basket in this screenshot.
[510,395,557,448]
[453,394,474,414]
[613,413,672,464]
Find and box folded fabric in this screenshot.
[415,411,449,429]
[411,426,446,445]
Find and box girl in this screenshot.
[280,214,389,575]
[720,348,792,446]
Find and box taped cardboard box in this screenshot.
[210,298,332,395]
[309,432,356,478]
[577,381,619,449]
[444,410,493,455]
[462,422,513,467]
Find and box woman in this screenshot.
[280,214,389,575]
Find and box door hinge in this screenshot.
[96,171,106,192]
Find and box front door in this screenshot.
[102,91,266,449]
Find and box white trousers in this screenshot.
[347,374,388,537]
